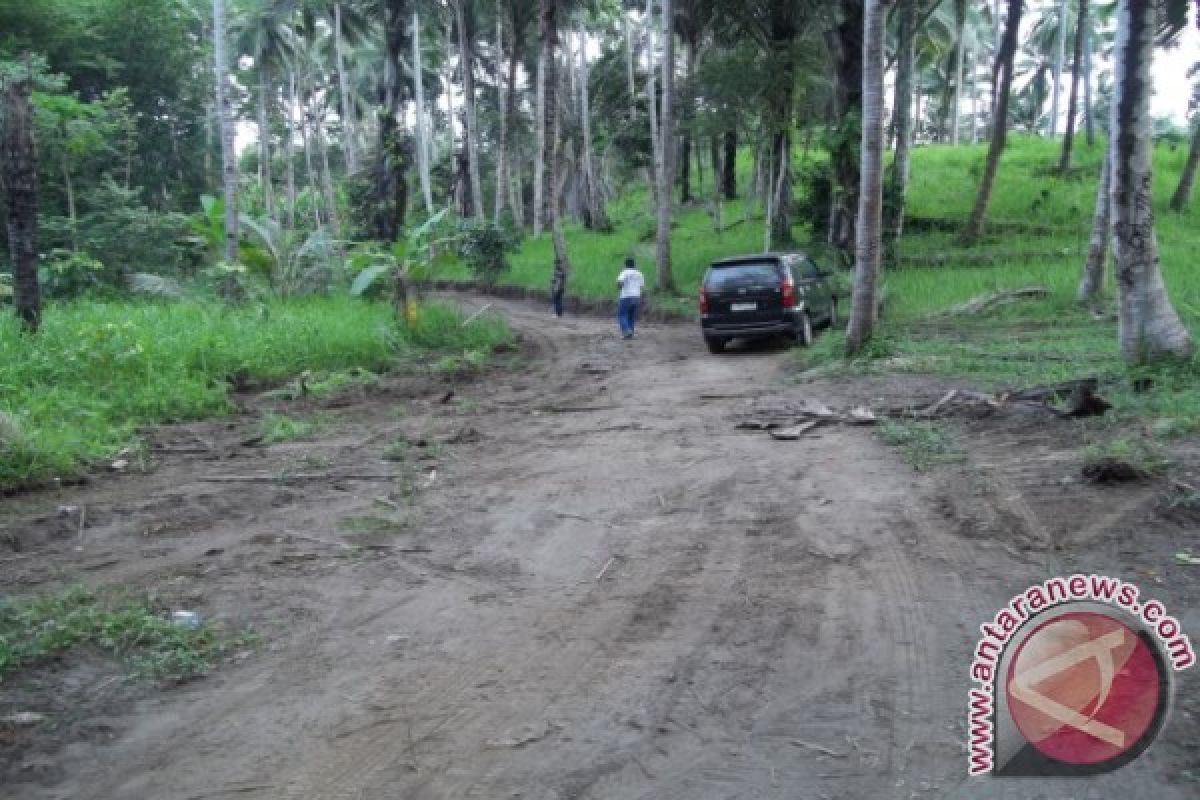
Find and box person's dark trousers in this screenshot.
[552,289,564,317]
[617,297,641,336]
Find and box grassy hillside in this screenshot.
[482,135,1199,328]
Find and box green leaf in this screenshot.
[350,263,393,297]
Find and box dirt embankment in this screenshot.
[2,297,1197,799]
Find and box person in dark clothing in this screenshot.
[550,261,567,317]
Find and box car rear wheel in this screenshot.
[794,312,813,347]
[704,335,727,354]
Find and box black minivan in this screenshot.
[699,253,838,353]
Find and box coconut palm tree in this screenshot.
[885,0,917,243]
[452,0,485,219]
[1170,119,1200,211]
[2,68,41,331]
[1168,63,1199,211]
[1077,143,1110,303]
[1110,0,1192,361]
[1048,0,1068,135]
[539,0,572,274]
[655,0,675,290]
[1058,0,1088,171]
[213,0,240,269]
[376,0,412,242]
[962,0,1023,245]
[846,0,889,354]
[234,0,295,223]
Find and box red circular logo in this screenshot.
[1005,611,1165,766]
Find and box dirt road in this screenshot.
[4,297,1197,798]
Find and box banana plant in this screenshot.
[347,209,456,323]
[238,212,336,297]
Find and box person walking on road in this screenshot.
[550,260,567,318]
[616,257,644,339]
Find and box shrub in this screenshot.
[458,220,520,285]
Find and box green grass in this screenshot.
[787,135,1200,433]
[1081,437,1171,482]
[877,419,965,471]
[480,134,1197,325]
[0,586,252,682]
[258,413,321,444]
[0,298,513,490]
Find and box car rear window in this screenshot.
[705,262,781,290]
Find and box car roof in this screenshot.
[709,251,811,268]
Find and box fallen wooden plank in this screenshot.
[769,421,820,440]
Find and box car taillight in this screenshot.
[699,287,709,313]
[781,277,796,308]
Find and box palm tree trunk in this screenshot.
[829,0,864,253]
[503,5,524,226]
[970,48,980,143]
[1083,23,1095,145]
[886,0,917,243]
[493,10,508,223]
[413,10,434,215]
[1059,0,1087,171]
[578,26,609,231]
[285,88,297,231]
[1077,147,1110,303]
[645,0,661,212]
[655,0,675,291]
[680,39,696,204]
[963,0,1024,244]
[847,0,887,354]
[1169,125,1200,211]
[375,0,410,243]
[454,0,485,219]
[533,44,546,235]
[257,72,276,220]
[3,70,41,332]
[991,0,1002,110]
[624,13,656,204]
[315,108,341,244]
[62,162,78,251]
[722,129,737,199]
[1049,0,1068,136]
[763,139,775,252]
[297,76,322,230]
[1111,0,1193,362]
[539,0,571,272]
[205,100,215,190]
[334,2,359,175]
[213,0,239,267]
[951,0,966,145]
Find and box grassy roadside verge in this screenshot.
[0,298,513,490]
[0,586,254,682]
[798,299,1200,438]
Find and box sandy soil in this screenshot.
[2,295,1197,799]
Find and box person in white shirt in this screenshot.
[616,258,644,339]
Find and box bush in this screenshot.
[458,220,520,285]
[795,161,833,236]
[39,250,106,299]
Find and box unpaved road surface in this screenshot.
[3,296,1198,798]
